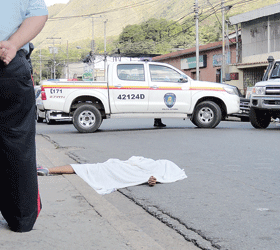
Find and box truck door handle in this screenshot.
[114,84,122,88]
[151,85,159,89]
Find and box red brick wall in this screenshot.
[157,44,236,83]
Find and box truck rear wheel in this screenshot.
[249,108,271,129]
[192,101,222,128]
[73,104,102,133]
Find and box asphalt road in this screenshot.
[36,118,280,250]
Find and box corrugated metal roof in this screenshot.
[229,3,280,25]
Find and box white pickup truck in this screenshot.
[249,56,280,128]
[40,61,240,133]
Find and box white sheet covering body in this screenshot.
[71,156,187,195]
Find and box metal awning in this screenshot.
[237,62,268,69]
[229,3,280,24]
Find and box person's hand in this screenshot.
[148,176,157,186]
[0,41,17,65]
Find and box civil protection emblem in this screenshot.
[164,93,176,108]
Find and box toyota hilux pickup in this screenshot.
[40,61,240,133]
[249,56,280,128]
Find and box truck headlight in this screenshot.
[223,86,238,95]
[252,87,266,95]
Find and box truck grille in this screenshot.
[240,98,250,114]
[264,100,280,105]
[266,86,280,95]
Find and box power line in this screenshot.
[48,0,158,21]
[39,0,271,55]
[142,0,262,50]
[106,1,160,34]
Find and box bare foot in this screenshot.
[148,176,157,186]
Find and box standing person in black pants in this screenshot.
[154,118,166,127]
[0,0,48,233]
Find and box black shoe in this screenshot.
[154,119,166,127]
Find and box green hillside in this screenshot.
[33,0,279,52]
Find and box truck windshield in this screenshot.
[270,62,280,79]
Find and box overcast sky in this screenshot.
[44,0,69,7]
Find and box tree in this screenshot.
[200,25,220,44]
[117,18,182,55]
[119,24,145,43]
[117,18,203,55]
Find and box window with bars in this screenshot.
[243,67,266,88]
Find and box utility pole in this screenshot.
[195,0,200,80]
[225,20,230,68]
[83,15,103,80]
[46,37,61,79]
[39,48,42,82]
[91,17,95,80]
[66,40,69,79]
[235,24,239,64]
[221,3,232,83]
[104,19,108,81]
[52,39,56,79]
[268,16,271,53]
[221,0,225,83]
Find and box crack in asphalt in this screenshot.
[40,134,84,150]
[38,134,224,250]
[39,134,87,164]
[119,189,223,250]
[66,151,88,164]
[40,134,61,149]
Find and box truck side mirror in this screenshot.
[179,76,188,83]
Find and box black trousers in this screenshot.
[0,50,41,232]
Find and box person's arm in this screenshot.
[0,15,48,65]
[37,165,75,176]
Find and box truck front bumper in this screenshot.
[231,98,250,118]
[251,96,280,110]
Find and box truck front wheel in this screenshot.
[73,104,102,133]
[192,101,222,128]
[249,108,271,129]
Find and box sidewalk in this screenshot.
[0,135,199,250]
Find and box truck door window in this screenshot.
[117,64,145,81]
[270,62,280,78]
[149,65,186,83]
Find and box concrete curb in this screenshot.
[0,134,199,250]
[36,134,165,250]
[65,174,165,250]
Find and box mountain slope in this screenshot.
[33,0,279,50]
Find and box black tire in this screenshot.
[190,117,198,127]
[36,108,44,123]
[249,108,271,129]
[192,101,222,128]
[73,104,102,133]
[45,111,55,125]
